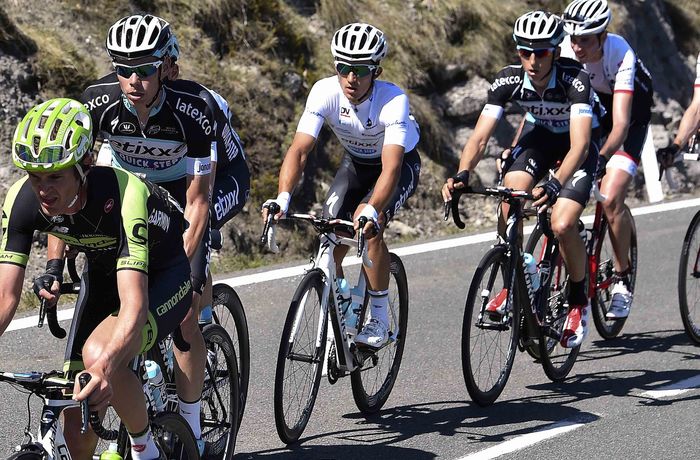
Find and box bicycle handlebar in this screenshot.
[444,186,534,229]
[37,257,80,339]
[78,373,118,440]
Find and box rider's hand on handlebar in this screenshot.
[261,192,290,223]
[532,177,561,211]
[73,369,113,412]
[657,143,680,169]
[355,204,380,238]
[32,258,64,308]
[442,169,469,203]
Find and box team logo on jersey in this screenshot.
[175,98,213,135]
[85,94,110,110]
[52,226,69,234]
[571,170,588,187]
[119,122,137,134]
[50,215,64,223]
[146,125,161,135]
[110,136,187,170]
[340,107,351,118]
[104,198,114,214]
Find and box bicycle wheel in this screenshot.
[591,209,638,339]
[94,406,129,456]
[150,412,200,460]
[351,252,409,414]
[7,446,43,459]
[201,323,239,457]
[679,211,700,344]
[462,245,519,406]
[274,269,328,444]
[537,242,580,381]
[212,283,250,425]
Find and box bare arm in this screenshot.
[599,91,632,159]
[0,264,25,336]
[672,86,700,149]
[368,144,404,213]
[183,173,210,260]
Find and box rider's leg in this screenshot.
[551,198,587,287]
[599,166,634,273]
[501,171,535,238]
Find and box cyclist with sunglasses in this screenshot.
[561,0,653,319]
[262,22,421,348]
[55,13,214,456]
[0,99,192,460]
[442,11,604,348]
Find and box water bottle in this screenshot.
[336,278,357,336]
[198,304,213,325]
[523,253,540,293]
[145,360,166,413]
[99,442,123,460]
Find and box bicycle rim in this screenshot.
[274,269,327,444]
[351,253,409,414]
[201,323,239,457]
[462,246,519,406]
[150,412,200,459]
[591,212,637,339]
[7,446,43,460]
[538,244,579,382]
[93,406,130,457]
[679,211,700,344]
[212,283,250,425]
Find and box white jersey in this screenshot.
[296,76,420,162]
[560,33,651,96]
[695,52,700,87]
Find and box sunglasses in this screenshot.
[14,144,72,166]
[114,60,163,79]
[517,48,554,59]
[335,63,377,78]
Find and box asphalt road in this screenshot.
[1,200,699,459]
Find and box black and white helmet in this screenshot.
[563,0,611,36]
[106,14,176,60]
[513,11,566,50]
[331,23,388,65]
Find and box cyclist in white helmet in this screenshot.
[263,23,421,349]
[443,11,604,348]
[561,0,653,320]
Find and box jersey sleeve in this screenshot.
[114,172,151,273]
[567,68,594,119]
[483,67,519,120]
[379,92,411,148]
[296,80,330,139]
[612,42,637,93]
[0,179,37,267]
[184,98,215,177]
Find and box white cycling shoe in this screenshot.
[355,319,389,348]
[607,281,632,319]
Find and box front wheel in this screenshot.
[462,245,519,406]
[274,269,328,444]
[679,210,700,344]
[150,412,200,460]
[591,210,638,339]
[351,253,409,414]
[7,445,43,460]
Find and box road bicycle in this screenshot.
[678,133,700,344]
[261,203,409,444]
[526,181,637,340]
[208,228,250,427]
[446,185,579,407]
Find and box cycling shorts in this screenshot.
[322,150,421,222]
[188,216,210,295]
[63,255,192,373]
[508,125,600,206]
[210,162,251,230]
[603,121,648,177]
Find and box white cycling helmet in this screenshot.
[513,11,566,50]
[563,0,611,36]
[331,23,388,65]
[106,14,176,60]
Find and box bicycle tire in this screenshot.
[679,210,700,344]
[536,241,580,381]
[591,208,638,339]
[273,269,328,444]
[150,412,200,460]
[201,323,240,457]
[212,283,250,425]
[462,245,519,406]
[351,252,409,414]
[7,446,43,459]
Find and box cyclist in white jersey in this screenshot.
[657,51,700,166]
[561,0,654,319]
[263,23,421,348]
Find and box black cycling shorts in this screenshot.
[322,149,421,222]
[188,215,210,295]
[210,162,251,230]
[508,124,599,206]
[63,255,192,373]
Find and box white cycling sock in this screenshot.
[129,427,159,459]
[179,397,202,439]
[367,289,389,327]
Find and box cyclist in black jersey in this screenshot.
[443,11,600,348]
[0,99,190,460]
[562,0,654,319]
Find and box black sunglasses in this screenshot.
[335,63,377,78]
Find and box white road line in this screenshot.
[455,417,591,460]
[8,197,700,333]
[639,374,700,399]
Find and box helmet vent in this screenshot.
[38,115,47,130]
[50,119,62,142]
[33,136,40,157]
[65,129,73,150]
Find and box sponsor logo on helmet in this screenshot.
[175,98,212,135]
[119,122,137,134]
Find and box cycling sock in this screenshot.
[129,427,159,459]
[568,279,588,306]
[614,269,631,289]
[179,397,202,439]
[368,289,389,326]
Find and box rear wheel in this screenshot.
[591,210,637,339]
[679,211,700,344]
[150,412,200,459]
[462,246,519,406]
[351,253,409,414]
[274,269,327,444]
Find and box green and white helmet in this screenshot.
[12,98,93,172]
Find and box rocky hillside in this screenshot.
[1,0,699,296]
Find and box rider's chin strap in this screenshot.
[145,67,164,109]
[66,164,88,210]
